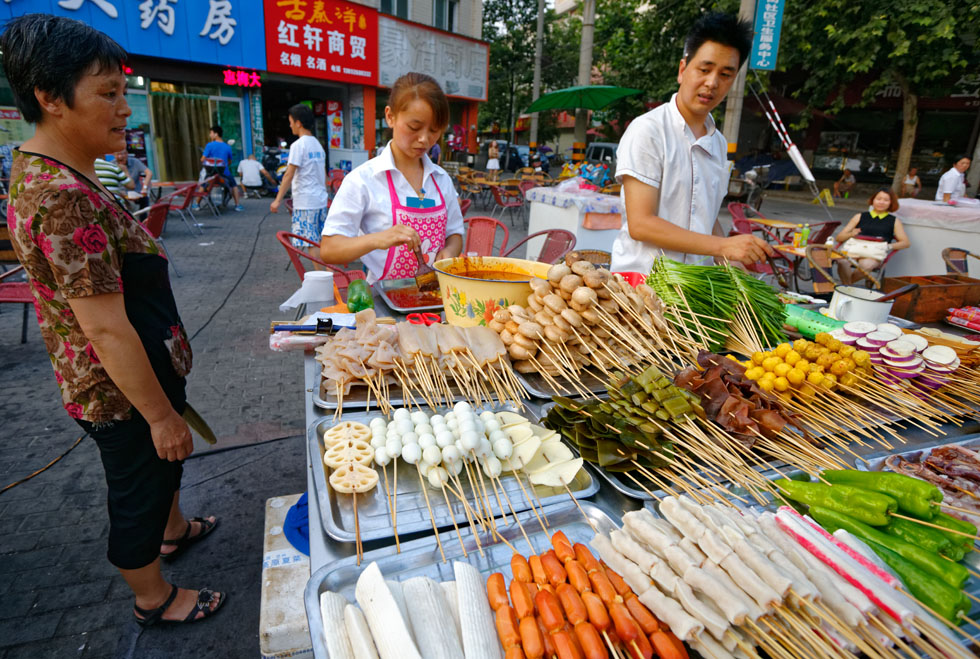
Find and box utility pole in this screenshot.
[574,0,596,146]
[721,0,756,156]
[529,0,545,155]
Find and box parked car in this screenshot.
[475,140,523,173]
[585,141,618,166]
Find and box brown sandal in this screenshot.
[134,584,226,626]
[160,516,217,561]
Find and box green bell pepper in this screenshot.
[810,506,969,589]
[821,469,941,520]
[774,479,897,526]
[882,516,952,557]
[346,279,374,313]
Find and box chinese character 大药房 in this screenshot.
[350,35,366,60]
[200,0,237,46]
[277,0,307,21]
[327,30,345,56]
[307,0,332,24]
[278,20,299,47]
[139,0,176,35]
[335,7,357,31]
[57,0,119,18]
[303,24,323,51]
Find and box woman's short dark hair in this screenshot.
[683,12,753,68]
[288,104,315,131]
[0,13,127,124]
[869,187,899,213]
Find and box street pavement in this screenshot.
[0,185,852,657]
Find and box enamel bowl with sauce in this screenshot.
[433,256,550,327]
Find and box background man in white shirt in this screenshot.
[612,12,772,273]
[935,155,970,203]
[270,104,329,263]
[237,154,277,196]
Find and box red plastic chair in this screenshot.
[463,216,509,257]
[727,202,781,242]
[459,198,472,216]
[489,184,524,226]
[0,265,34,343]
[502,229,576,264]
[140,202,179,277]
[163,183,204,235]
[275,231,367,299]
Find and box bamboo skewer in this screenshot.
[381,463,400,553]
[891,512,980,541]
[439,484,468,558]
[352,493,361,565]
[414,463,446,563]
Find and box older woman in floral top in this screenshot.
[2,15,224,626]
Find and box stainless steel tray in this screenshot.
[513,367,608,400]
[313,370,467,411]
[309,410,599,543]
[376,278,444,313]
[304,501,620,659]
[855,434,980,472]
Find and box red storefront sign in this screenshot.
[265,0,378,86]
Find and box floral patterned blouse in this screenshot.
[8,150,192,423]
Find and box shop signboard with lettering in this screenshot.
[0,0,266,69]
[378,16,488,101]
[749,0,784,71]
[265,0,378,85]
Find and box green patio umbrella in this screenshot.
[525,85,642,113]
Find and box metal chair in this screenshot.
[275,231,366,299]
[942,247,978,274]
[138,202,179,276]
[0,265,33,343]
[489,184,524,226]
[463,216,509,257]
[501,229,576,264]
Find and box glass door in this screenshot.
[211,99,244,173]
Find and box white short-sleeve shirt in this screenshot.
[611,94,729,273]
[321,143,465,284]
[935,167,966,201]
[237,159,264,187]
[288,134,328,210]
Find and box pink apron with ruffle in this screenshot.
[380,170,448,281]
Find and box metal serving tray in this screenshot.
[855,433,980,472]
[513,367,609,400]
[376,278,444,313]
[304,501,620,659]
[308,410,599,543]
[313,370,467,411]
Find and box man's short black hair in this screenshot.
[683,12,753,67]
[288,103,315,131]
[0,13,127,124]
[210,124,224,138]
[954,154,970,163]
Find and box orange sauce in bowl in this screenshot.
[438,256,535,282]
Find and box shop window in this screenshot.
[150,81,180,94]
[380,0,409,19]
[434,0,458,31]
[150,93,212,182]
[185,84,221,97]
[126,75,147,90]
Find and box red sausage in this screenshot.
[511,579,536,620]
[581,591,611,632]
[551,630,584,659]
[566,559,591,594]
[512,554,533,583]
[573,621,609,659]
[574,543,602,574]
[552,530,576,564]
[529,555,549,587]
[609,602,640,644]
[556,583,587,625]
[625,628,653,659]
[519,616,545,659]
[589,570,619,606]
[541,550,568,587]
[535,589,566,633]
[488,573,510,611]
[496,605,521,650]
[538,616,557,658]
[506,647,528,659]
[602,565,631,598]
[625,597,659,635]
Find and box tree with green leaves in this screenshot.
[779,0,980,188]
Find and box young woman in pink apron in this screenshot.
[319,73,464,284]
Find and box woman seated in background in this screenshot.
[835,187,910,285]
[899,167,921,198]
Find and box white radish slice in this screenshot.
[875,323,903,338]
[528,458,583,487]
[344,604,380,659]
[879,347,917,362]
[354,563,421,659]
[830,328,856,345]
[902,334,929,352]
[842,321,876,337]
[884,339,915,357]
[320,592,355,659]
[454,561,503,659]
[511,436,542,468]
[863,331,894,346]
[507,425,534,444]
[921,345,957,365]
[402,577,463,659]
[495,411,529,427]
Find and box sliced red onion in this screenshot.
[879,347,918,362]
[887,365,924,379]
[864,331,894,346]
[903,334,929,353]
[883,357,923,369]
[884,339,916,357]
[876,323,904,339]
[856,337,880,350]
[923,360,957,373]
[843,321,877,337]
[918,374,948,388]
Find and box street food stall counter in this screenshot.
[525,185,622,257]
[889,198,980,277]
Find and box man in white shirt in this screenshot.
[237,154,277,196]
[612,12,772,273]
[270,104,329,261]
[935,155,970,203]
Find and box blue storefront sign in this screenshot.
[749,0,784,71]
[0,0,266,70]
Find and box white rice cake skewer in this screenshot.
[454,561,503,659]
[319,591,355,659]
[354,562,421,659]
[402,577,464,659]
[344,604,379,659]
